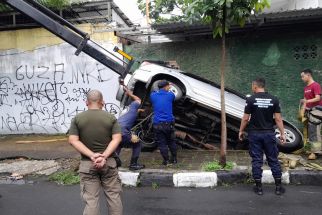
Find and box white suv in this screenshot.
[117,61,303,153]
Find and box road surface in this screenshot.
[1,180,322,215]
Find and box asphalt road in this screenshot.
[1,181,322,215]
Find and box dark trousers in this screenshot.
[153,123,177,161]
[248,132,282,180]
[116,134,141,159]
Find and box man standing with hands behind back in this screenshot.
[68,90,123,215]
[239,78,286,196]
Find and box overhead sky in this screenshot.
[113,0,146,26]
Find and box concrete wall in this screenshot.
[0,24,122,134]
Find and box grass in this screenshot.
[152,182,160,189]
[202,161,234,171]
[49,170,80,185]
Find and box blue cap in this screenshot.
[158,80,170,88]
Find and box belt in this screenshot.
[154,121,174,126]
[248,129,274,133]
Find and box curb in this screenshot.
[118,169,322,188]
[173,172,217,187]
[289,170,322,185]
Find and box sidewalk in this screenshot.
[1,135,322,187]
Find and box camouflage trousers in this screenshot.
[308,122,322,152]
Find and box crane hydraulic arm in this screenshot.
[1,0,134,78]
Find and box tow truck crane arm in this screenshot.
[1,0,134,78]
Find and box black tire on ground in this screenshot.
[275,124,303,153]
[151,79,184,101]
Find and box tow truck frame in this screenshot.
[1,0,133,78]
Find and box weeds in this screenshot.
[49,170,80,185]
[152,182,160,189]
[202,161,234,171]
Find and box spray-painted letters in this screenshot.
[0,43,121,134]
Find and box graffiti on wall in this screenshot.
[0,44,122,134]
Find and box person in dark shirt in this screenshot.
[300,69,322,160]
[239,78,286,196]
[116,87,145,171]
[150,80,177,166]
[68,90,122,215]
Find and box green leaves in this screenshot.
[38,0,70,10]
[0,4,12,12]
[140,0,270,37]
[0,0,71,12]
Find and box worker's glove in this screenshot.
[131,134,140,143]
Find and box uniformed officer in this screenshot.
[239,78,286,196]
[150,80,177,166]
[116,87,145,171]
[68,90,123,215]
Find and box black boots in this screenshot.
[162,159,171,166]
[162,156,178,166]
[129,157,145,171]
[274,178,285,195]
[254,179,263,195]
[253,178,285,195]
[170,155,178,164]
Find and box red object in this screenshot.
[304,82,322,108]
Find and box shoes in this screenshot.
[162,160,172,166]
[308,153,317,160]
[253,186,263,195]
[129,163,145,171]
[129,157,145,171]
[170,157,177,164]
[254,179,263,195]
[275,185,286,195]
[274,178,286,195]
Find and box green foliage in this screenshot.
[137,0,192,23]
[0,0,71,13]
[202,160,234,171]
[37,0,70,10]
[0,4,12,12]
[152,182,160,189]
[137,0,270,37]
[49,170,80,185]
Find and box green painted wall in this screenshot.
[125,31,322,127]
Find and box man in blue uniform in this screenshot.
[116,87,145,171]
[239,78,286,195]
[150,80,177,166]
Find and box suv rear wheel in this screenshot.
[151,79,184,101]
[275,124,303,153]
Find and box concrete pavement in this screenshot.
[1,135,322,187]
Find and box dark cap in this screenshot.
[158,80,170,88]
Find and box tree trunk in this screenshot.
[219,5,227,167]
